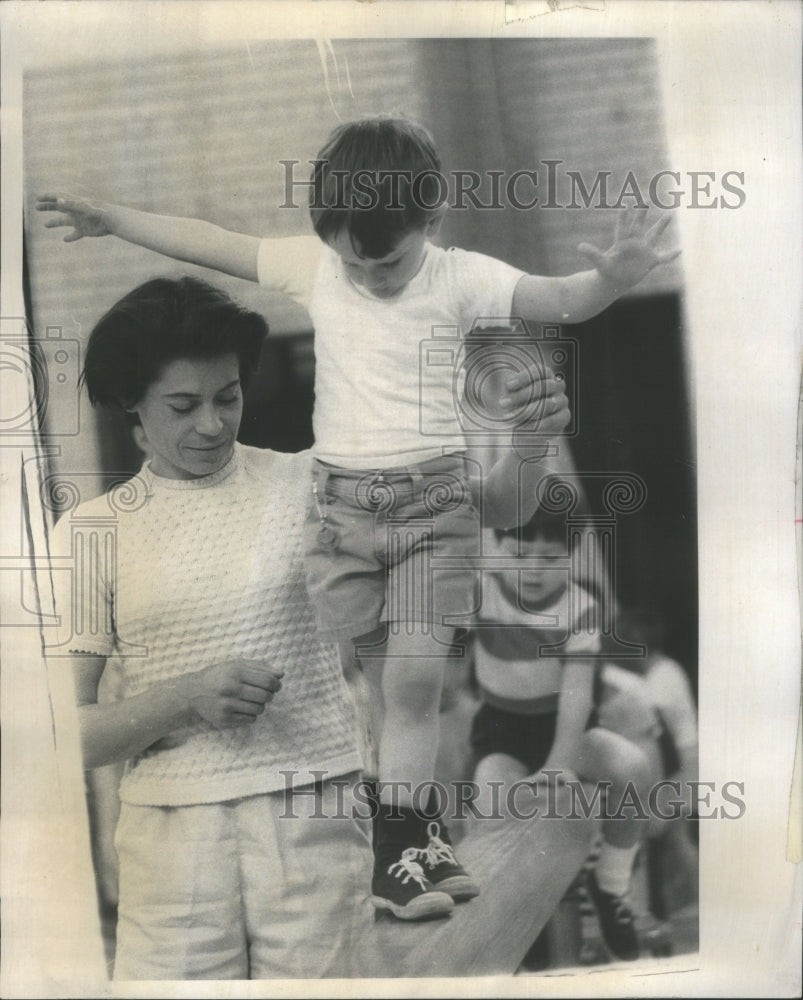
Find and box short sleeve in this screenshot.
[47,509,115,658]
[256,235,323,311]
[444,247,527,331]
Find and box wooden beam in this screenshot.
[359,788,596,978]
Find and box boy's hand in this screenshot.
[577,209,680,292]
[36,193,111,241]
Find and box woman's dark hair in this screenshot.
[309,115,445,259]
[81,277,268,410]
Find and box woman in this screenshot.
[50,275,570,979]
[50,276,371,980]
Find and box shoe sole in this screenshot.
[430,875,481,901]
[370,891,454,921]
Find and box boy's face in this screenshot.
[496,531,567,606]
[328,226,430,299]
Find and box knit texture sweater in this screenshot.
[52,444,362,806]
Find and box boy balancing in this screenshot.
[38,115,678,921]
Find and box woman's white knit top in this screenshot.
[52,444,362,806]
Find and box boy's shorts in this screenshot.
[303,455,481,641]
[470,702,559,773]
[470,701,600,773]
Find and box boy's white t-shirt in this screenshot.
[257,235,526,468]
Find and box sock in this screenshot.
[595,841,640,896]
[424,785,448,824]
[373,802,428,871]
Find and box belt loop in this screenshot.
[313,459,332,499]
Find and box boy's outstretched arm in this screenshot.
[36,194,260,282]
[512,209,680,324]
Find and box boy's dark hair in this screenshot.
[494,503,568,549]
[309,115,445,258]
[494,480,592,549]
[81,277,268,411]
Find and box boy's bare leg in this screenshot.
[368,625,452,808]
[575,728,652,849]
[471,752,528,830]
[355,624,479,914]
[572,727,651,961]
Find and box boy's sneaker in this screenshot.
[584,869,640,961]
[370,847,455,920]
[416,821,480,902]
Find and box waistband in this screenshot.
[479,686,559,716]
[313,454,471,511]
[314,453,468,483]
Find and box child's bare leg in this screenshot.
[571,728,652,962]
[370,625,452,807]
[472,752,528,830]
[575,728,652,849]
[358,624,479,915]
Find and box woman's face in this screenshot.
[132,354,243,480]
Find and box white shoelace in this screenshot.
[387,848,428,889]
[417,822,458,869]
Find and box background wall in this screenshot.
[22,36,695,675]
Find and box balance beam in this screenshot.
[359,789,596,978]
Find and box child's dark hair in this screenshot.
[309,115,445,258]
[494,503,569,549]
[81,277,268,412]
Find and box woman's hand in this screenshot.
[185,658,284,730]
[36,193,112,241]
[477,362,572,528]
[502,364,570,439]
